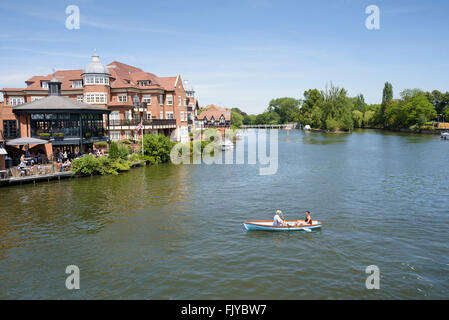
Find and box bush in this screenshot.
[72,155,131,176]
[129,153,141,162]
[141,134,175,164]
[325,118,340,132]
[109,141,129,160]
[72,155,104,176]
[40,133,50,137]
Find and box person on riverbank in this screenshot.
[273,210,287,226]
[295,211,312,226]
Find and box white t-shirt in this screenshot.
[273,214,283,226]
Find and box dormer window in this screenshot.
[72,80,83,88]
[220,115,225,124]
[138,80,151,86]
[41,81,49,89]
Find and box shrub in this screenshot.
[54,133,64,137]
[325,118,340,132]
[72,155,104,176]
[140,134,175,164]
[129,153,141,162]
[40,133,50,137]
[109,141,129,160]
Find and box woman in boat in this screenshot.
[295,211,312,226]
[273,210,287,226]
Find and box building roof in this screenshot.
[12,95,110,113]
[198,105,231,121]
[84,51,110,74]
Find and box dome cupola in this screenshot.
[83,50,109,75]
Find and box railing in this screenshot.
[108,119,177,128]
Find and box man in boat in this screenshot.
[273,210,287,226]
[294,211,312,226]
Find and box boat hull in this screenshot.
[243,220,322,231]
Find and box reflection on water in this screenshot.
[0,129,448,299]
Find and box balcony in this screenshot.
[108,119,177,130]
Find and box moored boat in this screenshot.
[243,220,322,231]
[221,139,234,150]
[441,131,449,140]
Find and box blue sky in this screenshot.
[1,0,449,114]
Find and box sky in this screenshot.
[0,0,449,114]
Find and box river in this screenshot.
[0,129,448,299]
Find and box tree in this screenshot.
[231,110,243,127]
[267,97,300,123]
[380,82,393,126]
[352,110,364,128]
[141,134,175,164]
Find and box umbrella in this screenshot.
[6,137,49,146]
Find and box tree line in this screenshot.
[231,82,449,131]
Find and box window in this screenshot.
[84,75,109,85]
[220,116,225,124]
[133,95,140,106]
[110,111,120,120]
[166,112,174,119]
[72,80,83,88]
[125,131,132,139]
[118,94,127,102]
[166,95,173,105]
[138,80,151,86]
[146,112,152,120]
[159,94,164,105]
[110,131,121,141]
[41,81,49,89]
[160,111,163,119]
[31,96,44,102]
[77,96,83,102]
[180,111,185,121]
[84,93,107,104]
[184,98,188,106]
[124,111,132,120]
[9,97,24,106]
[178,96,181,106]
[3,120,18,138]
[142,95,151,104]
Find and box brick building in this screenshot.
[0,51,198,145]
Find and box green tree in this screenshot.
[141,134,175,164]
[380,82,393,126]
[231,110,243,127]
[352,110,364,128]
[267,97,300,123]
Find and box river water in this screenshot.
[0,129,448,299]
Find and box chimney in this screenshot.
[48,72,62,96]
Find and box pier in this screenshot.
[0,171,74,186]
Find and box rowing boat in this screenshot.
[243,220,322,231]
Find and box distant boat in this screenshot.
[235,131,243,140]
[221,139,234,150]
[304,125,311,131]
[441,132,449,140]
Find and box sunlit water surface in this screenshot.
[0,129,448,299]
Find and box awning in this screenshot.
[0,146,7,155]
[6,137,49,146]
